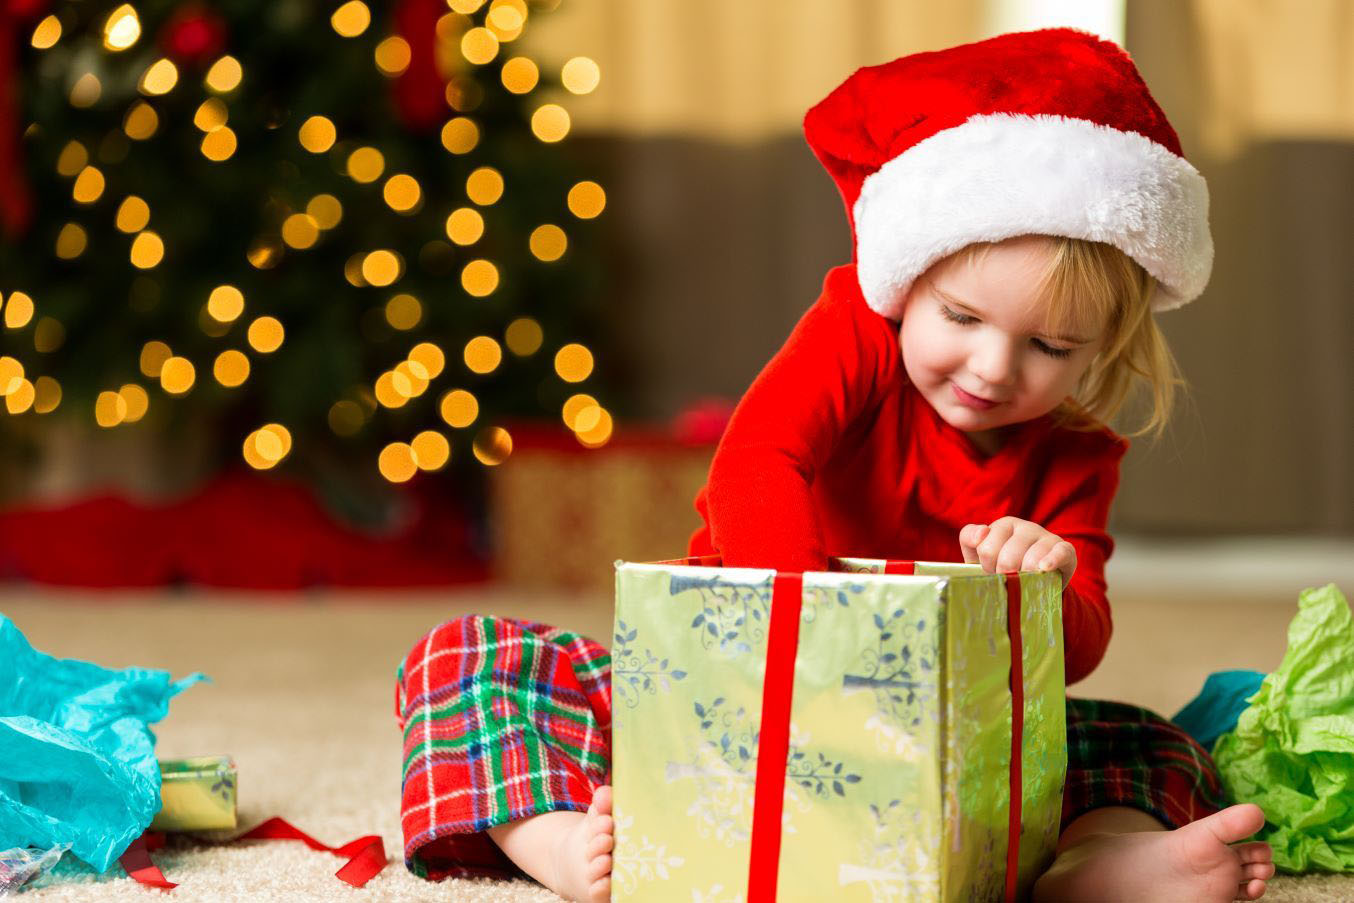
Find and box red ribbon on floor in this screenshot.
[119,817,387,890]
[744,561,1028,902]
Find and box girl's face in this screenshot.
[898,236,1107,449]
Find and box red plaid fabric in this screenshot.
[396,615,611,880]
[396,617,1226,880]
[1062,697,1227,830]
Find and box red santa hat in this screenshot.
[804,28,1212,318]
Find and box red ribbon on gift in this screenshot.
[119,817,388,891]
[745,563,1027,903]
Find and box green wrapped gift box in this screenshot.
[151,756,238,832]
[612,557,1066,903]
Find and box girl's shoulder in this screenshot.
[1044,417,1130,466]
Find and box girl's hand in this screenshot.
[958,518,1077,587]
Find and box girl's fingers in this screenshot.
[995,535,1032,573]
[976,521,1016,572]
[959,524,988,562]
[1021,538,1060,572]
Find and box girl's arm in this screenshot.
[1032,431,1127,685]
[695,265,899,571]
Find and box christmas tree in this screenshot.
[0,0,613,504]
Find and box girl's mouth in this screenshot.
[951,383,1000,411]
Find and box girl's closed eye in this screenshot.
[940,305,976,325]
[1032,338,1073,359]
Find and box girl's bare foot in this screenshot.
[548,786,614,903]
[1032,803,1274,903]
[485,786,613,902]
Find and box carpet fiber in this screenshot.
[4,583,1349,902]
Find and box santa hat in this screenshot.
[804,28,1212,318]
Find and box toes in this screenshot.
[592,814,614,839]
[1200,804,1266,845]
[1241,861,1275,881]
[589,785,613,817]
[587,853,612,882]
[1235,877,1267,900]
[587,829,614,857]
[588,875,611,903]
[1233,841,1272,864]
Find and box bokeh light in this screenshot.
[554,343,594,382]
[411,430,450,471]
[409,342,445,378]
[383,174,422,212]
[562,57,600,94]
[55,223,87,259]
[33,317,65,352]
[331,1,371,37]
[460,259,499,297]
[5,378,35,415]
[299,116,336,153]
[531,104,570,142]
[159,356,195,395]
[123,102,158,140]
[281,214,320,249]
[567,181,606,219]
[347,146,385,182]
[33,376,61,413]
[461,27,499,65]
[500,56,538,93]
[466,167,504,205]
[119,383,149,422]
[472,426,513,465]
[205,56,243,93]
[4,292,35,329]
[207,285,244,322]
[439,389,478,428]
[194,98,228,132]
[440,117,479,154]
[529,224,566,262]
[505,317,543,356]
[140,341,171,377]
[375,36,411,75]
[247,316,284,353]
[384,293,422,330]
[95,390,126,426]
[115,196,150,232]
[213,349,250,387]
[31,15,61,50]
[70,73,101,108]
[72,166,105,204]
[463,336,502,374]
[307,194,343,229]
[362,250,402,286]
[378,442,417,482]
[130,231,164,268]
[56,141,87,176]
[201,127,237,161]
[139,58,178,96]
[445,207,484,245]
[103,5,141,51]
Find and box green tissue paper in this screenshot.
[1214,583,1354,873]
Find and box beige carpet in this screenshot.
[3,583,1350,902]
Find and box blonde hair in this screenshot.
[948,236,1184,437]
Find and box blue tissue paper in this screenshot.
[1171,669,1266,752]
[0,614,203,872]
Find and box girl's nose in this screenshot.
[969,336,1018,387]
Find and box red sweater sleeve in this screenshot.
[1028,429,1128,685]
[694,266,898,571]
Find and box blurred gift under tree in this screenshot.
[0,0,614,518]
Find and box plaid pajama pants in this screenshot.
[396,614,1227,881]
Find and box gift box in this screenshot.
[150,756,238,832]
[489,425,713,591]
[611,556,1066,902]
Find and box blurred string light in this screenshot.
[4,292,35,329]
[561,56,599,94]
[567,181,605,218]
[123,102,158,140]
[138,58,178,95]
[28,0,614,471]
[247,316,284,352]
[243,423,292,469]
[69,73,101,108]
[102,5,141,52]
[213,349,250,387]
[440,117,478,154]
[205,56,243,93]
[31,15,62,49]
[34,317,65,352]
[331,1,371,38]
[375,36,411,75]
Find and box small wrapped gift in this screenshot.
[612,557,1066,903]
[150,756,238,832]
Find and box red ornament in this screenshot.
[159,3,228,67]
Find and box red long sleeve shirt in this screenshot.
[688,264,1127,685]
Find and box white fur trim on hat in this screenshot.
[852,113,1213,318]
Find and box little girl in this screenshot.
[396,29,1276,902]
